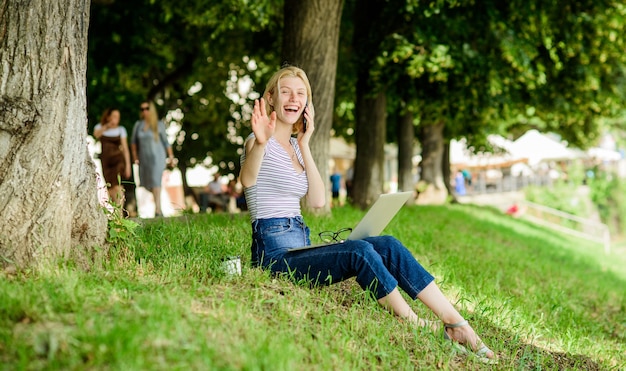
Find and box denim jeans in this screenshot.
[250,217,434,299]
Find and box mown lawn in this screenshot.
[1,203,624,370]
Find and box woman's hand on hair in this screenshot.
[251,98,275,145]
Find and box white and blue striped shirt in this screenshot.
[241,134,308,222]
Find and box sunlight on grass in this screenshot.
[0,204,624,370]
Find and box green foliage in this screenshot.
[103,205,139,247]
[588,171,626,236]
[498,1,626,147]
[523,162,626,238]
[0,206,624,369]
[365,0,626,151]
[524,182,589,218]
[567,160,587,186]
[87,0,283,176]
[87,0,626,186]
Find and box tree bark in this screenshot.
[442,141,455,200]
[417,122,447,204]
[283,0,344,214]
[353,92,387,209]
[0,0,108,269]
[397,111,415,194]
[350,0,393,209]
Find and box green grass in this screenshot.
[1,204,625,370]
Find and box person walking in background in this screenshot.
[200,172,229,212]
[239,66,495,363]
[131,101,174,217]
[227,179,247,212]
[330,168,342,207]
[461,168,473,191]
[454,170,466,196]
[93,108,131,208]
[345,165,354,203]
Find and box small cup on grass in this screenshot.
[221,256,242,276]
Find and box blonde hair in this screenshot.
[263,66,313,134]
[141,101,159,141]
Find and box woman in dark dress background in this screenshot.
[93,108,131,207]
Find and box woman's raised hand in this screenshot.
[251,98,276,144]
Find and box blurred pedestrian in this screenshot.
[461,168,472,189]
[454,170,466,196]
[131,101,174,217]
[226,178,247,212]
[200,172,229,212]
[93,108,131,207]
[330,169,342,207]
[345,165,354,202]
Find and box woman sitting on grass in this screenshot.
[239,65,496,363]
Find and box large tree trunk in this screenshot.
[283,0,344,214]
[417,122,447,204]
[353,92,386,209]
[0,0,108,269]
[350,0,390,209]
[397,110,415,194]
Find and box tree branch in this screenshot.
[147,52,197,101]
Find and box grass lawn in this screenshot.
[1,203,624,370]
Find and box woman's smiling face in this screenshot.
[274,76,307,124]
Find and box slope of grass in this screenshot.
[0,204,624,370]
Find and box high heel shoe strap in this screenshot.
[444,320,468,329]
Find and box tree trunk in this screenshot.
[417,122,447,204]
[178,162,199,208]
[0,0,108,269]
[353,92,387,209]
[350,0,391,209]
[442,141,455,201]
[283,0,344,214]
[397,111,415,194]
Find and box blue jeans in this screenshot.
[250,217,434,299]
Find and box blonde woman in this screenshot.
[131,101,174,217]
[240,66,496,363]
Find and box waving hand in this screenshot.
[251,98,276,144]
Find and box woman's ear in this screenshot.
[266,92,274,107]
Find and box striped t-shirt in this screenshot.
[241,134,308,222]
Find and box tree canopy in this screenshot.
[87,0,626,203]
[371,0,626,147]
[88,0,282,175]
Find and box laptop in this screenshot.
[287,191,413,252]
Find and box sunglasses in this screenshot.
[140,106,149,111]
[318,227,352,243]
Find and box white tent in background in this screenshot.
[509,129,579,167]
[450,135,521,168]
[487,134,516,154]
[587,147,622,162]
